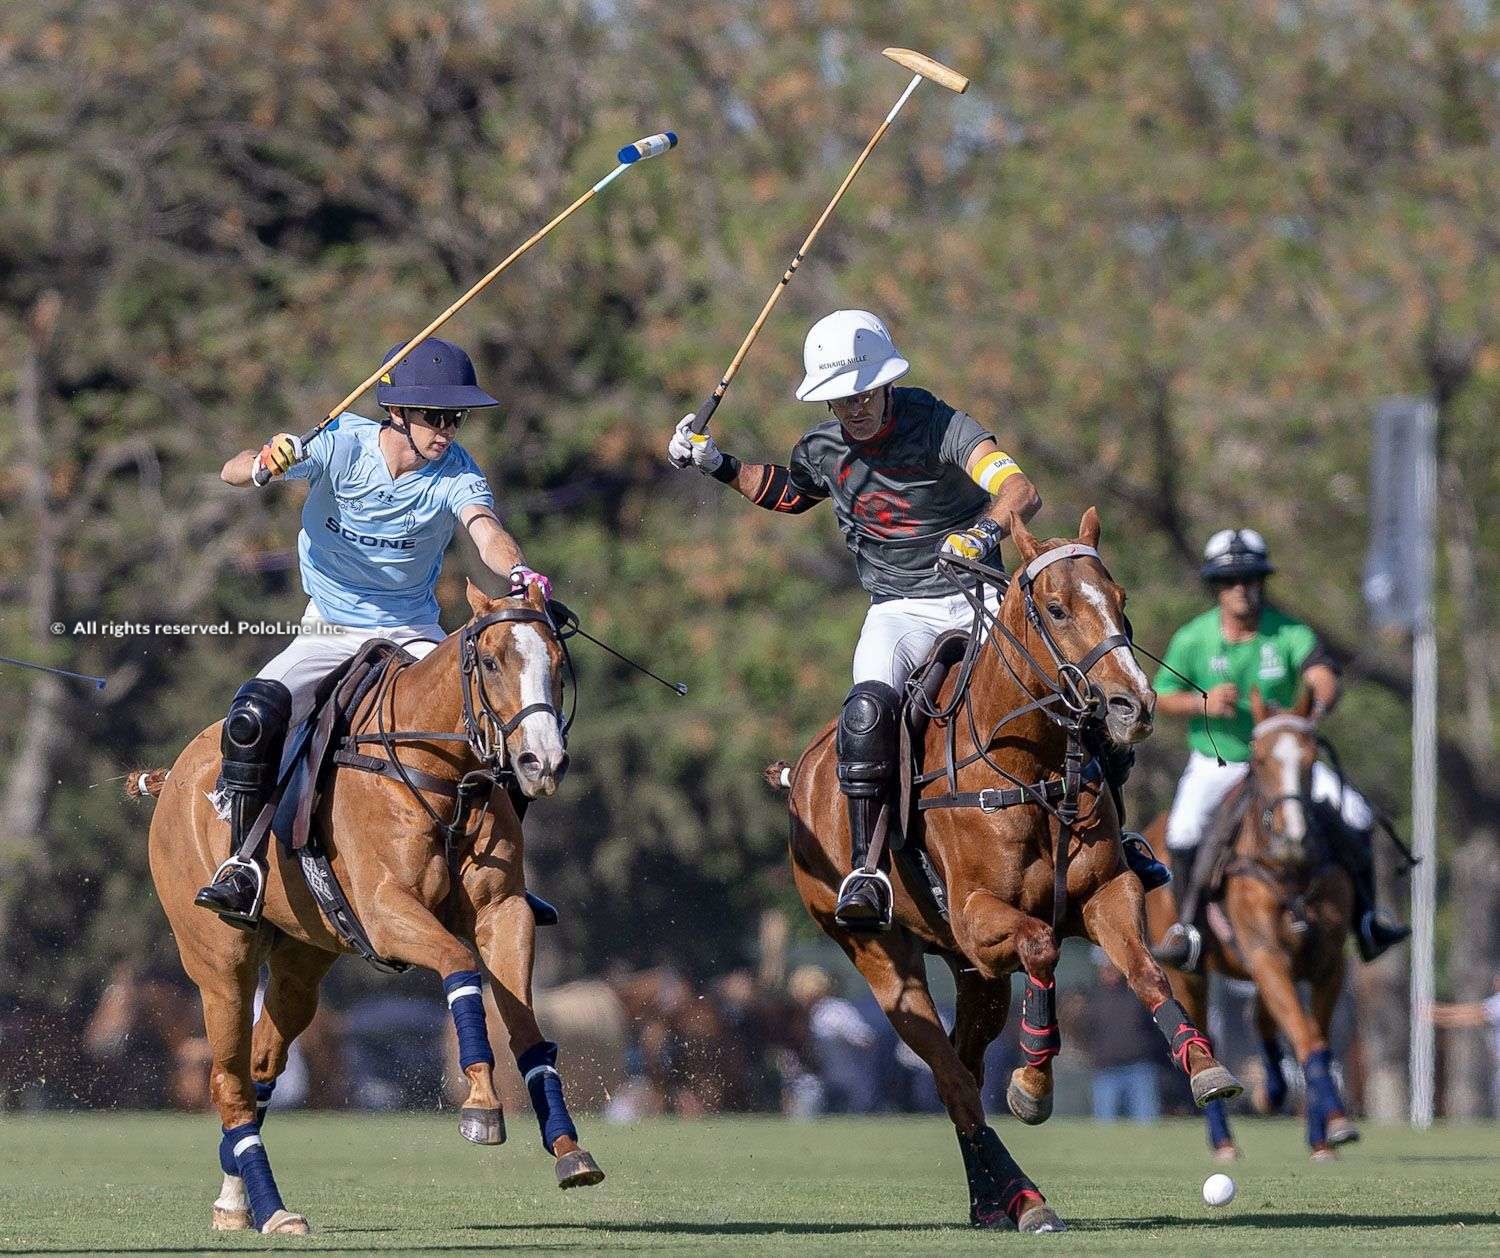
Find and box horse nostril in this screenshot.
[1107,695,1140,720]
[517,752,541,775]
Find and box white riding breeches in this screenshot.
[1165,750,1375,851]
[255,601,444,726]
[851,587,999,693]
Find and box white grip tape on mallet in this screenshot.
[618,132,678,163]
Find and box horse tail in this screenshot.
[125,768,168,800]
[763,760,793,794]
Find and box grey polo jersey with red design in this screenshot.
[786,387,997,600]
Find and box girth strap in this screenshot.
[919,777,1068,814]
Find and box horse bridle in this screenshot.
[1248,712,1317,851]
[457,603,578,765]
[923,544,1138,930]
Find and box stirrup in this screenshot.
[197,855,266,927]
[834,868,893,933]
[1152,922,1203,973]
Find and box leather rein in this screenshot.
[915,545,1134,930]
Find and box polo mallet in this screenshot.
[685,49,967,435]
[254,132,679,484]
[0,654,107,690]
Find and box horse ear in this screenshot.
[1293,686,1315,718]
[1079,506,1100,549]
[1250,687,1268,724]
[465,578,491,615]
[1010,512,1040,565]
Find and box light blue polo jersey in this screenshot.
[283,413,494,628]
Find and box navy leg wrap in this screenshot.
[255,1078,275,1127]
[1152,997,1212,1074]
[1204,1099,1233,1149]
[517,1039,577,1153]
[443,970,494,1070]
[1259,1037,1287,1111]
[219,1080,277,1175]
[1303,1047,1342,1146]
[224,1120,285,1229]
[1018,977,1061,1068]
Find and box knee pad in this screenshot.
[836,680,901,798]
[221,679,293,793]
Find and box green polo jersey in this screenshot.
[1154,606,1319,763]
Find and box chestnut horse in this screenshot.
[1145,689,1357,1161]
[135,581,602,1235]
[782,510,1242,1233]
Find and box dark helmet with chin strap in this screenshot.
[375,337,499,412]
[1200,527,1275,582]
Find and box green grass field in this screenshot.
[0,1114,1494,1255]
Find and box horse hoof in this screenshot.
[555,1148,606,1190]
[1327,1116,1360,1146]
[1211,1143,1242,1163]
[460,1107,506,1146]
[260,1209,310,1235]
[1007,1071,1053,1125]
[211,1206,252,1231]
[970,1204,1017,1231]
[1017,1203,1067,1234]
[1190,1064,1243,1107]
[1310,1144,1338,1163]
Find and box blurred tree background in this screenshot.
[1,0,1495,1115]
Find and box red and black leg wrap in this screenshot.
[1153,997,1213,1075]
[1018,977,1061,1069]
[958,1126,1043,1228]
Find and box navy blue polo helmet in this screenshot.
[1200,527,1275,582]
[374,337,499,410]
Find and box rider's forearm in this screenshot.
[983,473,1041,535]
[1303,663,1340,718]
[1155,691,1202,718]
[221,450,259,487]
[723,460,820,514]
[474,523,525,577]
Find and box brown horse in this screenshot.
[1145,689,1358,1161]
[781,509,1241,1233]
[135,580,603,1235]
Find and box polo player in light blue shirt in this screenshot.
[195,337,552,926]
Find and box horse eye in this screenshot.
[481,655,499,673]
[1047,602,1067,621]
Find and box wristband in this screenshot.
[710,452,741,484]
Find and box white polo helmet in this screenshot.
[795,309,910,402]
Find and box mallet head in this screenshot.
[882,48,969,94]
[618,132,678,163]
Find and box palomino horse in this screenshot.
[135,580,603,1235]
[781,509,1242,1233]
[1145,689,1358,1161]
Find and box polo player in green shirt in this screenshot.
[1151,528,1410,971]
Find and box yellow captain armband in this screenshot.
[971,449,1022,495]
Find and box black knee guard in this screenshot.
[836,681,901,800]
[221,678,293,799]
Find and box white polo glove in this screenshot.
[667,414,725,475]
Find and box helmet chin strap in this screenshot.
[385,408,431,463]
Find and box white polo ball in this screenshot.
[1202,1173,1237,1207]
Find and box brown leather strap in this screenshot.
[332,749,461,798]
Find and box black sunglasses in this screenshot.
[400,407,468,432]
